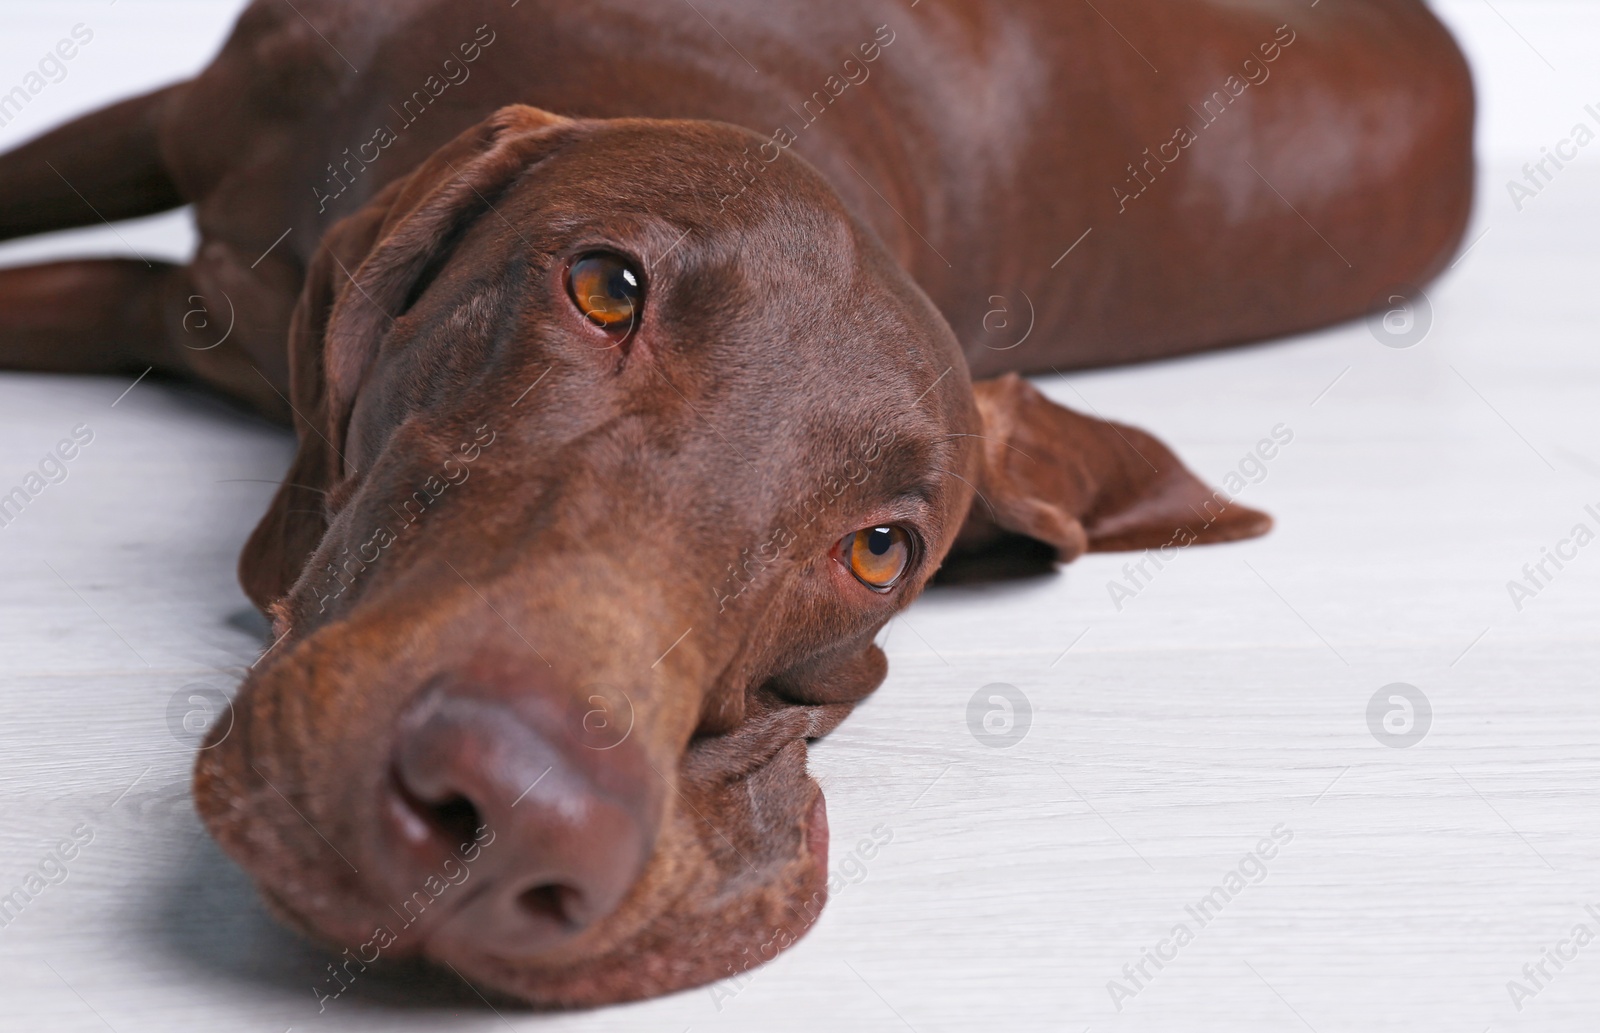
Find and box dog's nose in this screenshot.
[382,687,654,956]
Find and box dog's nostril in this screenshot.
[518,882,579,927]
[426,793,482,848]
[389,764,483,849]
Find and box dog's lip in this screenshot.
[682,695,853,784]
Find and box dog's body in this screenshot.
[0,0,1470,407]
[0,0,1472,1008]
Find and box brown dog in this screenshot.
[0,0,1472,1008]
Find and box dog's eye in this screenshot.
[840,525,912,591]
[567,253,642,329]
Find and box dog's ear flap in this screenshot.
[320,104,573,425]
[238,105,572,614]
[942,373,1271,580]
[236,195,382,614]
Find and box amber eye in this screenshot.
[567,252,642,330]
[841,525,913,591]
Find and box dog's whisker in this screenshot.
[934,432,1035,462]
[215,478,329,495]
[932,465,998,523]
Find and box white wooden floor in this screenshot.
[2,2,1597,1030]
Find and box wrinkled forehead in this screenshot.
[530,124,971,403]
[351,118,976,497]
[526,125,940,310]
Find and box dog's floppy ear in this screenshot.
[942,373,1271,580]
[238,105,572,614]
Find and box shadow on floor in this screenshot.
[145,821,524,1017]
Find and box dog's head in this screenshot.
[197,105,1266,1005]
